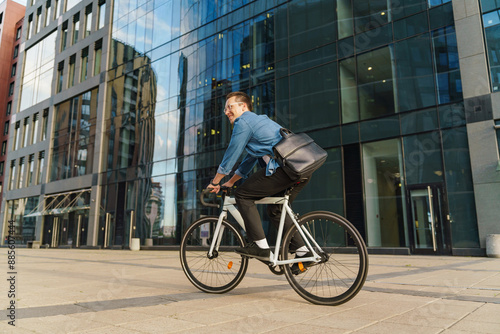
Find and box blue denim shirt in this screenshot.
[217,112,282,178]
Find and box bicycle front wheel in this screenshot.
[180,216,248,293]
[282,211,368,306]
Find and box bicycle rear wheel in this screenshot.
[282,211,368,305]
[180,216,248,293]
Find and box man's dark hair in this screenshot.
[226,91,253,111]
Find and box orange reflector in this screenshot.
[228,261,233,269]
[298,262,305,272]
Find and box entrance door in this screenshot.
[408,185,450,255]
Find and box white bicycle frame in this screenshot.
[207,193,324,267]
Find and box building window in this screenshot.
[72,12,80,45]
[41,109,49,141]
[1,141,7,156]
[27,14,33,39]
[9,82,14,96]
[36,6,42,33]
[68,54,76,87]
[3,121,9,136]
[98,0,105,30]
[18,157,25,189]
[28,154,35,186]
[13,121,20,151]
[16,27,21,40]
[94,39,102,76]
[57,61,64,93]
[22,117,30,148]
[0,12,3,24]
[20,30,57,111]
[50,89,97,181]
[0,162,3,176]
[85,4,92,37]
[9,161,16,190]
[37,151,45,185]
[61,20,68,51]
[11,63,17,77]
[6,102,12,116]
[32,113,39,145]
[66,0,79,12]
[45,0,52,27]
[13,45,19,58]
[54,0,60,19]
[81,47,89,81]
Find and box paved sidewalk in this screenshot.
[1,249,499,334]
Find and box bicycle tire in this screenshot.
[282,211,368,306]
[180,216,248,293]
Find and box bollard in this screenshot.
[486,234,500,258]
[130,238,140,251]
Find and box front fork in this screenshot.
[207,211,228,258]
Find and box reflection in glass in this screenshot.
[432,26,462,103]
[357,47,396,120]
[441,127,479,247]
[363,139,407,247]
[403,132,444,185]
[340,57,358,123]
[288,0,336,55]
[337,0,353,39]
[3,197,39,244]
[353,1,389,33]
[20,30,57,111]
[290,63,339,131]
[50,89,97,181]
[394,34,435,112]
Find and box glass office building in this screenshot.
[3,0,499,256]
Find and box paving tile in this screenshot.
[15,314,110,334]
[384,312,458,329]
[174,309,244,325]
[414,300,482,319]
[440,330,484,334]
[118,316,204,333]
[264,323,349,334]
[68,308,158,325]
[70,326,143,334]
[308,313,376,330]
[448,319,500,333]
[190,317,291,334]
[351,322,443,334]
[463,303,500,323]
[0,321,37,334]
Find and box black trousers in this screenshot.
[234,167,310,251]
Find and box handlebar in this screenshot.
[200,186,233,208]
[200,189,220,208]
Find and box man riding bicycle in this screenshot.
[207,91,312,271]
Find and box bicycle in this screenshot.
[179,186,369,306]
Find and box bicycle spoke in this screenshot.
[283,212,368,305]
[180,218,248,293]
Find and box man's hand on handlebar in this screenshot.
[207,181,234,194]
[207,183,221,194]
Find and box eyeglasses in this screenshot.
[224,102,242,113]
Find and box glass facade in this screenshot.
[4,197,39,244]
[50,89,98,181]
[19,30,57,111]
[482,0,500,91]
[100,0,478,251]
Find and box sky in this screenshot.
[11,0,27,5]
